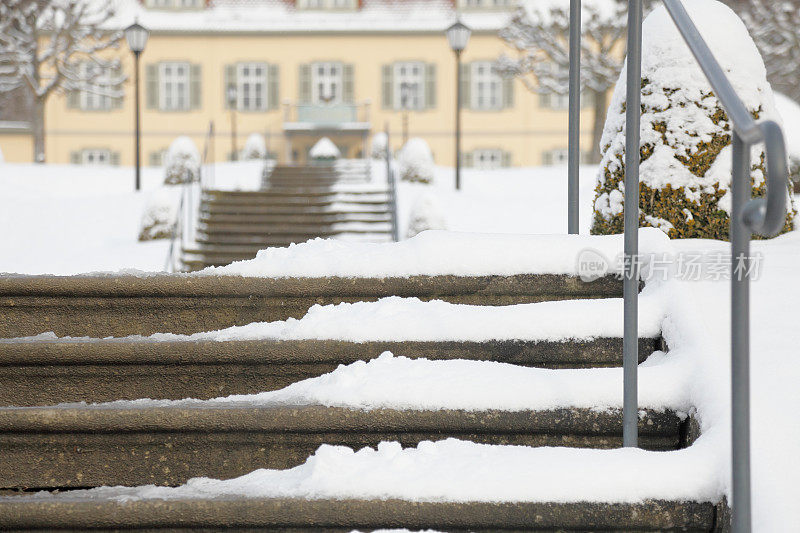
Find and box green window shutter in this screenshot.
[425,63,436,109]
[342,63,354,103]
[503,77,514,109]
[464,151,474,168]
[112,64,124,109]
[70,151,81,164]
[459,63,471,109]
[190,64,202,110]
[268,64,279,110]
[110,151,120,166]
[539,92,552,109]
[543,151,553,165]
[502,151,511,167]
[583,89,595,109]
[146,64,159,109]
[67,90,80,109]
[382,65,393,109]
[299,64,311,104]
[224,64,236,109]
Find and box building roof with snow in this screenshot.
[111,0,515,34]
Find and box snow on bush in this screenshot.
[164,136,201,185]
[406,192,446,238]
[591,0,795,240]
[398,137,434,184]
[242,133,267,160]
[309,137,340,162]
[138,187,180,241]
[370,132,388,159]
[773,93,800,193]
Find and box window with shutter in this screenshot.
[224,64,236,109]
[393,62,425,110]
[190,64,202,109]
[470,61,502,110]
[268,64,279,110]
[425,63,437,109]
[459,63,471,109]
[158,62,191,111]
[502,77,514,109]
[342,63,354,103]
[235,62,267,112]
[299,64,312,104]
[146,64,159,109]
[381,65,393,109]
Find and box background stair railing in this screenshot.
[164,121,215,272]
[384,123,400,242]
[567,0,789,530]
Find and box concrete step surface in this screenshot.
[197,221,393,236]
[0,405,689,489]
[0,274,627,337]
[0,337,662,406]
[0,496,727,532]
[199,212,392,225]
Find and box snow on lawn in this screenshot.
[0,161,263,275]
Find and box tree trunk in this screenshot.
[590,89,609,164]
[32,97,46,163]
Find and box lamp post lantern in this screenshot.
[446,20,471,190]
[124,21,149,191]
[227,84,238,161]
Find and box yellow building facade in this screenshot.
[29,0,596,168]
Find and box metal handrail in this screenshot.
[384,124,400,242]
[596,1,788,532]
[163,121,215,272]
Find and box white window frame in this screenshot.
[237,63,268,112]
[312,62,342,104]
[80,63,112,111]
[458,0,511,9]
[159,62,190,111]
[81,149,112,166]
[393,62,425,111]
[473,149,504,170]
[145,0,202,9]
[471,61,502,110]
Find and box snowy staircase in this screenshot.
[182,162,393,270]
[0,247,727,530]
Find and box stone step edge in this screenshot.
[0,497,727,531]
[0,273,625,298]
[0,337,662,366]
[0,406,684,436]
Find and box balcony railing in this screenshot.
[282,100,371,129]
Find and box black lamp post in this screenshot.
[226,84,238,161]
[446,19,471,191]
[124,21,149,191]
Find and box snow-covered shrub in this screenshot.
[370,132,388,159]
[406,191,447,238]
[592,0,794,240]
[164,136,201,185]
[398,137,434,184]
[309,137,340,163]
[242,133,267,160]
[139,188,180,241]
[773,93,800,193]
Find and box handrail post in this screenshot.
[567,0,581,234]
[730,131,752,533]
[385,123,400,242]
[622,0,642,448]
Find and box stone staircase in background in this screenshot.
[0,272,727,531]
[182,161,394,270]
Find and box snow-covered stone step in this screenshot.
[0,404,688,489]
[201,202,391,216]
[198,212,393,225]
[0,336,661,406]
[0,495,724,532]
[197,221,394,236]
[0,273,626,338]
[201,193,391,207]
[205,187,389,198]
